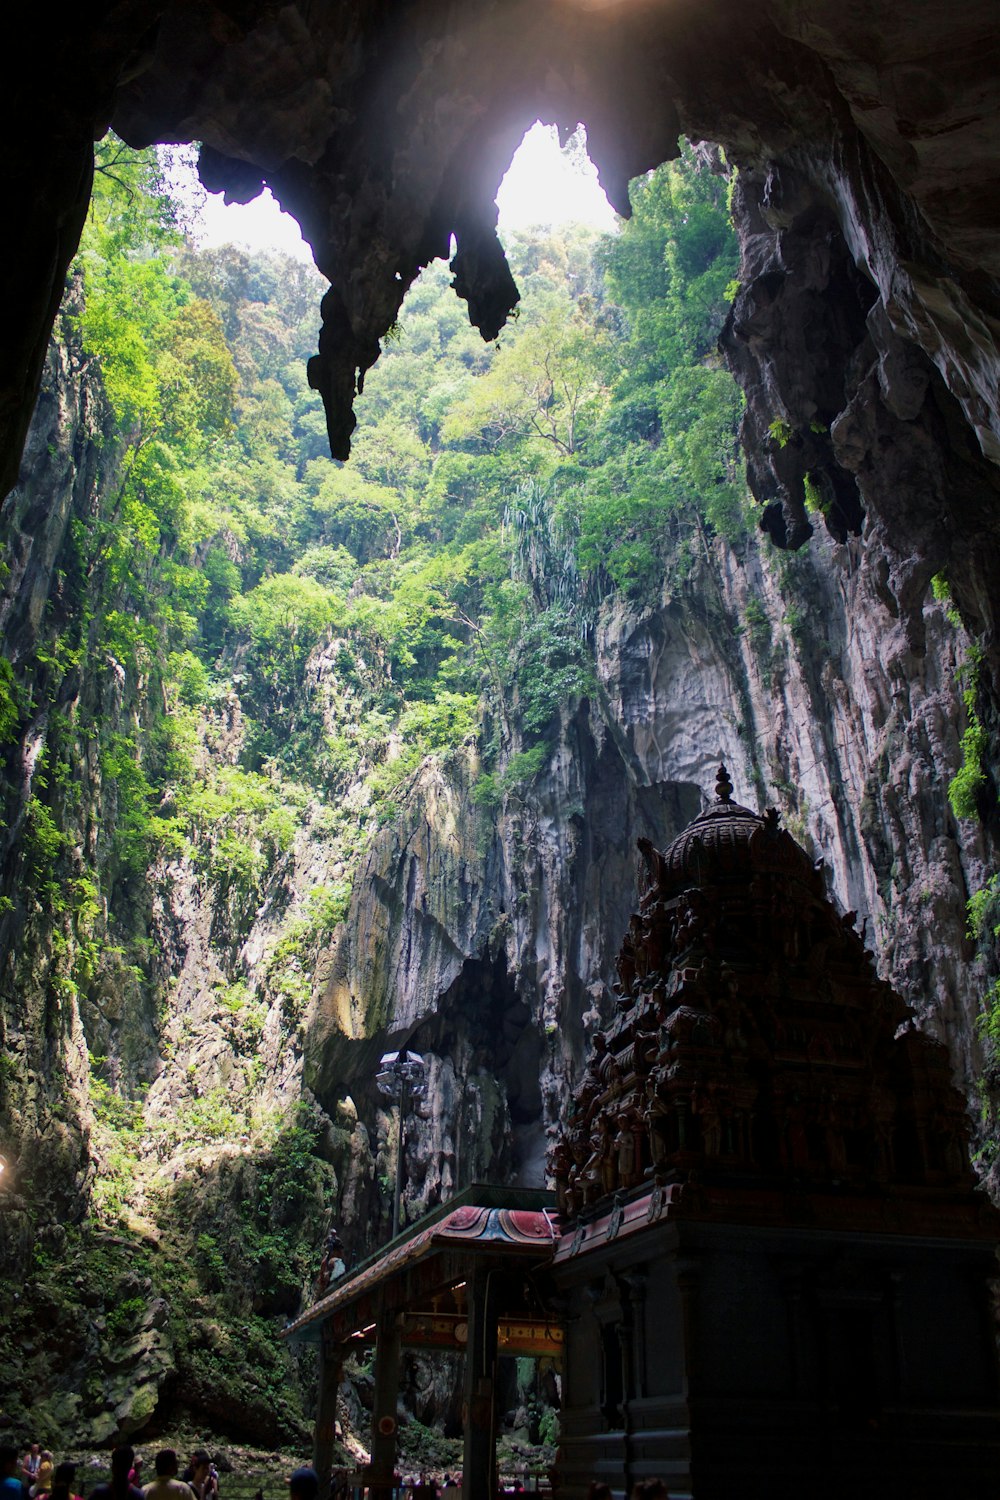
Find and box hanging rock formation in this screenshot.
[5,5,1000,533]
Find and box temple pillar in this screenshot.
[623,1269,648,1399]
[367,1300,402,1500]
[314,1331,344,1491]
[462,1263,498,1500]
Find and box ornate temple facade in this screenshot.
[547,768,1000,1497]
[290,770,1000,1498]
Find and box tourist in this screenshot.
[88,1447,144,1500]
[2,1448,23,1500]
[48,1463,82,1500]
[21,1450,41,1489]
[630,1482,669,1500]
[31,1454,54,1498]
[316,1226,346,1293]
[186,1457,217,1500]
[142,1450,195,1500]
[286,1469,318,1500]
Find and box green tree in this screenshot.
[442,301,611,461]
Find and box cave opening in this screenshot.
[409,950,546,1199]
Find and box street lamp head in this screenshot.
[377,1049,427,1095]
[375,1050,428,1243]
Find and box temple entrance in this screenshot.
[284,1187,560,1499]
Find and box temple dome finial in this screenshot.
[715,763,734,804]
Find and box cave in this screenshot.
[4,0,1000,1486]
[414,953,545,1190]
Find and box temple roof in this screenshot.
[548,763,994,1234]
[650,763,819,898]
[284,1185,557,1345]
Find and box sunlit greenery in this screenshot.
[948,645,988,821]
[7,125,750,1248]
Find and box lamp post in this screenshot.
[375,1049,427,1240]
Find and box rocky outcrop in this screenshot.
[0,302,188,1446]
[0,293,324,1447]
[0,289,123,1240]
[721,160,1000,680]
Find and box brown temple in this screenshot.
[549,763,981,1236]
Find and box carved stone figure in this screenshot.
[547,1137,573,1216]
[692,1084,722,1157]
[644,1079,671,1170]
[614,1115,637,1188]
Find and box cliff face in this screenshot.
[6,3,1000,1429]
[0,301,326,1445]
[0,299,181,1441]
[0,296,120,1233]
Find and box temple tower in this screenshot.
[549,767,1000,1499]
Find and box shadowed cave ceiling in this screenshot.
[4,1,1000,680]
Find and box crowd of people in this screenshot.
[0,1447,226,1500]
[2,1445,669,1500]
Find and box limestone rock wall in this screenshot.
[0,296,122,1240]
[0,299,191,1442]
[6,0,1000,1420]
